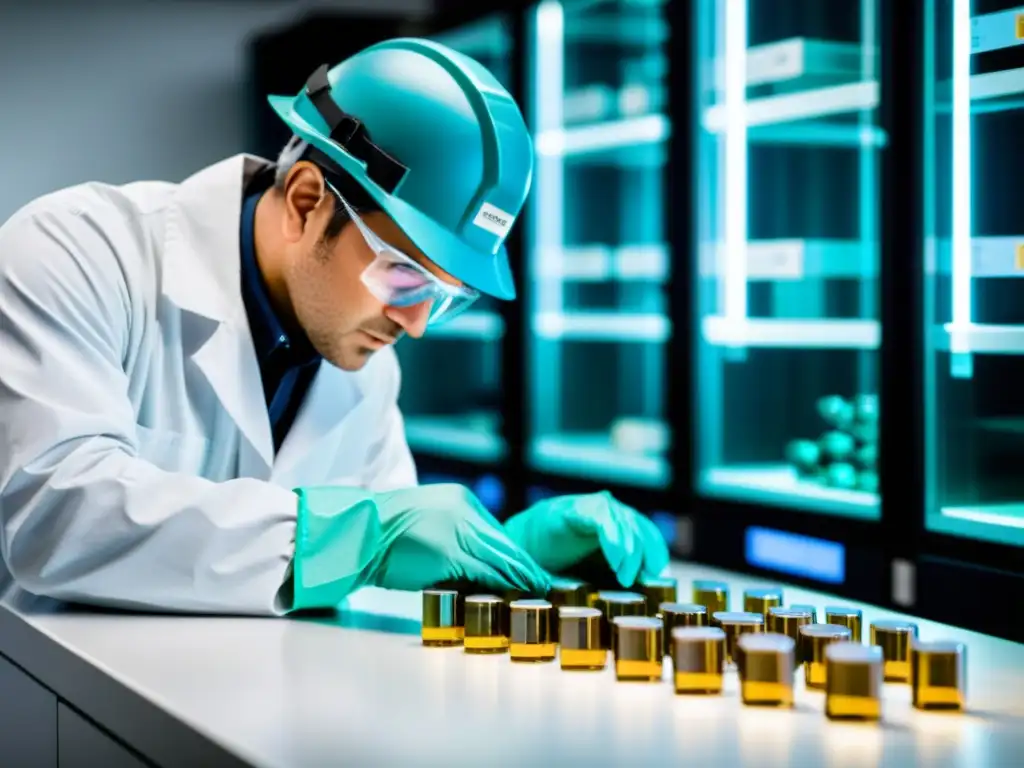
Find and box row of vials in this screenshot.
[420,576,967,719]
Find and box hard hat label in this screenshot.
[473,202,515,237]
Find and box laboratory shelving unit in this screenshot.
[693,2,883,521]
[684,0,891,609]
[913,0,1024,639]
[521,0,678,535]
[924,1,1024,549]
[682,0,1024,642]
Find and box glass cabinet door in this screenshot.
[526,0,670,489]
[925,1,1024,547]
[394,15,513,466]
[694,0,883,519]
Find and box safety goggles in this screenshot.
[325,180,479,326]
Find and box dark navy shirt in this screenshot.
[239,176,321,452]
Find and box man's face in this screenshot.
[280,166,458,371]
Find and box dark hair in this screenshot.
[273,137,382,241]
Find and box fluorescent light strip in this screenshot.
[969,66,1024,101]
[426,311,504,339]
[533,311,669,341]
[531,2,566,437]
[702,317,880,348]
[940,322,1024,354]
[950,0,972,350]
[943,506,1024,530]
[703,80,879,130]
[534,114,668,155]
[724,0,748,337]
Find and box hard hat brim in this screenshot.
[268,95,517,301]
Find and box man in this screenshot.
[0,38,667,616]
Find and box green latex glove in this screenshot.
[289,484,549,612]
[503,491,669,588]
[368,484,550,594]
[290,486,383,612]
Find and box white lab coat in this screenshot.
[0,154,417,616]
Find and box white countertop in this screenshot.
[2,562,1022,768]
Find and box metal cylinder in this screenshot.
[737,633,796,707]
[594,591,647,650]
[825,606,863,643]
[672,626,726,695]
[825,642,883,720]
[660,602,708,656]
[911,639,966,711]
[767,607,813,662]
[613,616,663,682]
[800,624,853,689]
[713,611,764,667]
[790,603,818,623]
[546,577,588,642]
[463,595,508,654]
[548,577,589,608]
[693,580,729,620]
[870,620,918,682]
[421,589,463,647]
[509,599,556,662]
[743,587,783,619]
[559,606,606,671]
[502,588,528,603]
[640,576,678,615]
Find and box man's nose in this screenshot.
[384,300,431,339]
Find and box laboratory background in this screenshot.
[1,1,1023,763]
[1,0,1021,642]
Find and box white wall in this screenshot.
[0,0,430,220]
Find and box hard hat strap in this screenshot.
[304,64,408,194]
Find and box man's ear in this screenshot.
[281,162,329,242]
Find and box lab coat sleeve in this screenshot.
[359,351,418,492]
[0,208,298,616]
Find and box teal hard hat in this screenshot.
[266,37,534,301]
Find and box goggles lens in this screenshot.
[326,181,479,325]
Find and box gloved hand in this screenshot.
[503,491,669,588]
[369,484,551,594]
[289,484,550,611]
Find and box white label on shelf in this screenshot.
[618,84,651,116]
[563,85,614,123]
[746,240,805,279]
[749,38,805,84]
[534,246,611,279]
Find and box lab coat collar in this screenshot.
[160,154,371,479]
[163,154,269,323]
[162,154,277,474]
